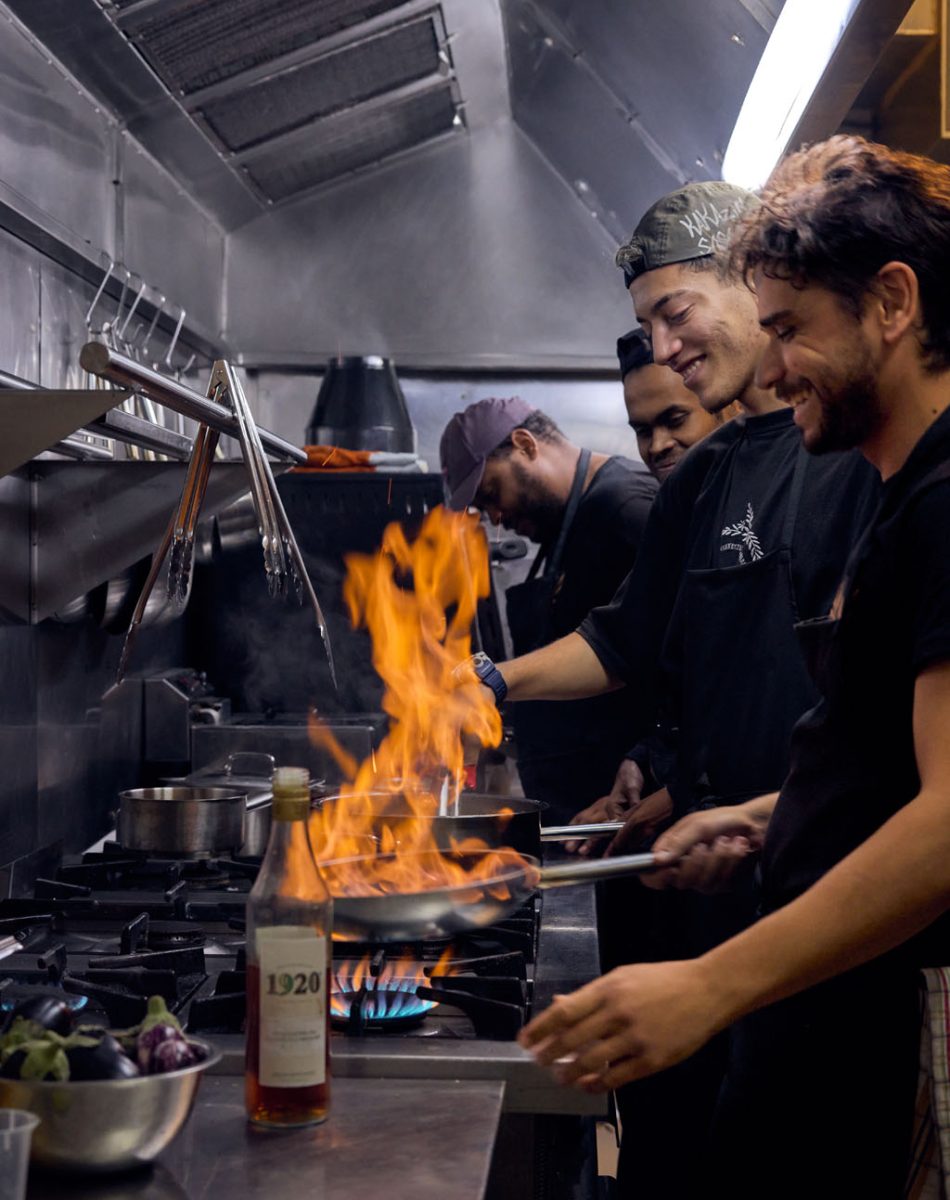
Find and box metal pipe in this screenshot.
[80,342,305,464]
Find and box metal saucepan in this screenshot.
[116,787,247,858]
[321,848,658,942]
[316,791,623,860]
[169,752,327,857]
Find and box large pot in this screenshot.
[316,791,622,860]
[117,787,247,858]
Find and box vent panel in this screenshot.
[199,18,440,152]
[243,84,457,203]
[126,0,411,94]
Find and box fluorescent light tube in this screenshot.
[722,0,863,189]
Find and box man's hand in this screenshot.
[604,788,674,856]
[517,958,727,1092]
[642,796,776,892]
[564,759,645,855]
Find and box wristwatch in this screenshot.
[468,652,508,706]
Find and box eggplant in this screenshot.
[4,995,74,1037]
[66,1032,139,1081]
[149,1037,202,1074]
[135,995,185,1073]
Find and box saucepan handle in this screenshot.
[538,852,658,888]
[540,822,625,841]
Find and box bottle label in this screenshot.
[257,926,327,1088]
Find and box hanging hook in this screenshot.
[139,289,166,362]
[84,252,115,337]
[163,303,186,370]
[118,274,148,349]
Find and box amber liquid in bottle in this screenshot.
[245,767,332,1128]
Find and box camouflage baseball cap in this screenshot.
[616,181,755,286]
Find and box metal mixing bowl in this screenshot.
[0,1040,220,1173]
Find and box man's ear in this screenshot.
[872,261,918,348]
[510,428,539,459]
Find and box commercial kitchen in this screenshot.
[0,1,945,1198]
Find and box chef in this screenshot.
[439,397,656,825]
[573,329,742,838]
[618,326,739,484]
[460,181,880,1198]
[520,134,950,1200]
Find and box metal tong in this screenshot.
[217,362,337,686]
[116,360,337,689]
[166,418,220,607]
[115,381,224,683]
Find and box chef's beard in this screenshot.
[507,460,566,545]
[778,343,883,455]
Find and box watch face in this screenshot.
[471,652,491,672]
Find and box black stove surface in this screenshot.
[0,847,538,1042]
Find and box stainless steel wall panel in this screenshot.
[0,471,31,625]
[39,259,97,389]
[0,627,37,867]
[120,136,226,341]
[226,123,633,369]
[0,230,40,386]
[250,372,641,470]
[523,0,774,182]
[0,14,114,256]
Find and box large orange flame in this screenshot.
[310,506,528,899]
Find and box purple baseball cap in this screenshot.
[439,396,536,511]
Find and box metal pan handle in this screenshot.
[540,822,625,841]
[538,852,658,888]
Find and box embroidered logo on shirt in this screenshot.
[721,502,764,564]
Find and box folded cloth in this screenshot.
[905,969,950,1198]
[294,445,426,473]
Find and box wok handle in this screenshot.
[540,822,625,841]
[538,852,658,888]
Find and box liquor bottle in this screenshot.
[245,766,332,1127]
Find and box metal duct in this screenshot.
[117,0,413,95]
[306,356,415,453]
[197,15,442,152]
[241,82,458,202]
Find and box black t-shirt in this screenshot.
[761,405,950,965]
[577,409,881,771]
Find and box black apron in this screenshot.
[674,444,814,812]
[505,449,591,655]
[504,452,626,822]
[668,445,814,955]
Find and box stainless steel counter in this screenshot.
[25,1076,505,1200]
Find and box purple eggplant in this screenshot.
[135,995,186,1073]
[66,1032,139,1081]
[149,1036,202,1074]
[4,996,74,1037]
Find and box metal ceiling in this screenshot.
[4,0,784,234]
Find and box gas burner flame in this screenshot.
[330,951,451,1024]
[308,507,528,903]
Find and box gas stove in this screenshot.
[0,844,603,1117]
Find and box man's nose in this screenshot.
[755,337,784,390]
[650,427,676,458]
[651,325,681,367]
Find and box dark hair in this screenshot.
[730,135,950,371]
[488,410,563,458]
